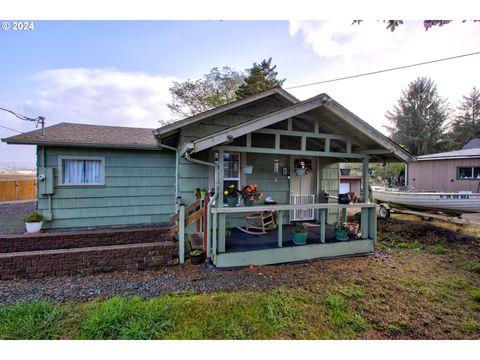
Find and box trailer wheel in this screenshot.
[378,205,391,219]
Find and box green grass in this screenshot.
[429,245,448,255]
[472,288,480,302]
[0,301,66,339]
[77,296,172,339]
[324,293,369,338]
[467,262,480,273]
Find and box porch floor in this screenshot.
[224,224,356,253]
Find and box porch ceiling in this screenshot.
[185,93,413,163]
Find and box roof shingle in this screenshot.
[2,122,159,150]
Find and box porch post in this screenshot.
[212,209,218,256]
[362,158,370,202]
[218,149,225,252]
[179,204,185,264]
[320,209,325,243]
[218,213,226,253]
[277,210,283,247]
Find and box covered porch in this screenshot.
[210,203,376,267]
[173,93,412,267]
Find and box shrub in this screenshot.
[23,212,45,223]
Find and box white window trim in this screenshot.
[57,155,106,186]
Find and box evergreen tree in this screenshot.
[385,77,450,156]
[448,87,480,148]
[235,58,286,100]
[167,66,244,119]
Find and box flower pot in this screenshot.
[243,165,253,174]
[226,197,238,207]
[335,229,349,241]
[190,252,204,265]
[295,168,306,176]
[25,221,43,233]
[244,198,254,207]
[340,169,351,176]
[293,232,307,245]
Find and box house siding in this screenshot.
[409,159,480,192]
[37,146,176,230]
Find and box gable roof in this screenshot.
[416,148,480,161]
[462,138,480,150]
[154,87,299,137]
[2,122,159,150]
[184,93,413,163]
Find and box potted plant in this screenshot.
[292,223,307,245]
[223,184,240,207]
[332,222,350,241]
[189,249,204,265]
[24,212,45,233]
[294,158,312,176]
[240,184,263,206]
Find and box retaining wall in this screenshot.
[0,226,178,280]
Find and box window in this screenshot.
[215,152,240,205]
[58,156,105,185]
[458,166,480,180]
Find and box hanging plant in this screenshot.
[294,158,313,174]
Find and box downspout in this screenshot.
[184,150,219,264]
[157,143,179,199]
[41,145,52,219]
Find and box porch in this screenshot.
[209,203,377,268]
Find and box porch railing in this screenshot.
[209,202,377,259]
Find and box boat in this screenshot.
[371,186,480,215]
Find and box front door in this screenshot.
[290,156,316,221]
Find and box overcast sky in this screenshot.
[1,5,480,167]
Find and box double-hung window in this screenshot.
[215,152,241,205]
[58,156,105,185]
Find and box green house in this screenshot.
[3,88,413,267]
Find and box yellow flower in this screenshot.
[224,191,228,195]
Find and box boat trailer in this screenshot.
[377,203,480,228]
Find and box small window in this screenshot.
[458,166,480,180]
[214,152,241,205]
[59,157,105,185]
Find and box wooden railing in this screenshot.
[0,179,36,202]
[170,197,206,264]
[210,202,377,257]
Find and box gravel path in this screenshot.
[0,201,36,235]
[0,252,392,305]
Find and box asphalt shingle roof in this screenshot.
[2,122,159,150]
[462,138,480,150]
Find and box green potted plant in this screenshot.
[292,223,307,245]
[189,249,204,265]
[240,184,263,206]
[24,212,45,233]
[223,184,239,207]
[333,222,350,241]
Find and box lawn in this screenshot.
[0,214,479,340]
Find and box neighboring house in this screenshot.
[339,175,362,198]
[3,87,413,267]
[408,139,480,193]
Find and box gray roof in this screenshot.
[416,148,480,161]
[2,122,160,150]
[462,138,480,150]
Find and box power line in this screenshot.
[0,124,23,134]
[0,107,46,136]
[285,51,480,90]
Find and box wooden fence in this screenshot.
[0,179,37,202]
